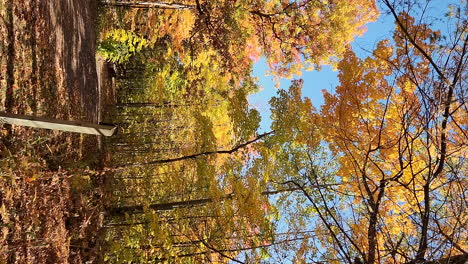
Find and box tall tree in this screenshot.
[261,1,467,262]
[101,0,378,79]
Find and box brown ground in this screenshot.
[1,0,100,121]
[0,0,112,263]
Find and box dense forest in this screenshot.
[0,0,466,263]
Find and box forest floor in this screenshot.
[0,0,114,263]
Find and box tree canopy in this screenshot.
[101,0,379,79]
[2,0,466,263]
[96,0,467,262]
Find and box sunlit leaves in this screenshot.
[102,0,379,80]
[98,29,152,63]
[270,79,319,148]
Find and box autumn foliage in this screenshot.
[1,0,466,263]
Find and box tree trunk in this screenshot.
[107,185,344,216]
[102,0,195,9]
[0,112,117,136]
[416,182,431,261]
[117,131,275,167]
